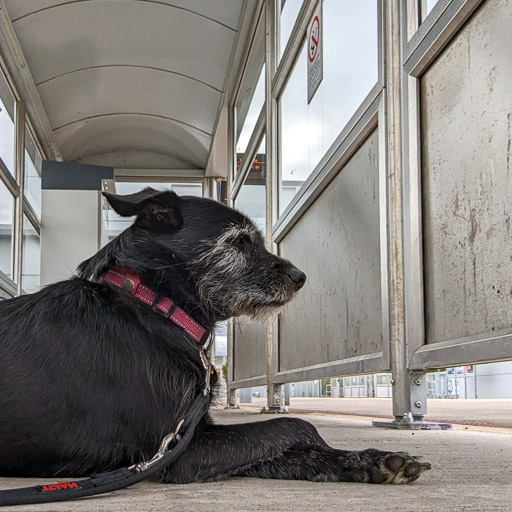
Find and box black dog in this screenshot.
[0,188,430,484]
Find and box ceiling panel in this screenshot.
[38,66,221,134]
[56,114,210,168]
[3,0,252,171]
[11,1,235,89]
[6,0,242,30]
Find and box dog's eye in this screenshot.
[233,234,253,250]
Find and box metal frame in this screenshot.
[227,0,390,404]
[231,2,266,184]
[402,0,512,378]
[224,0,512,419]
[115,169,205,181]
[403,0,485,76]
[272,84,382,243]
[230,105,265,200]
[226,0,270,407]
[272,0,385,242]
[0,1,61,161]
[0,5,46,299]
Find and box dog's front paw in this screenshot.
[357,449,432,484]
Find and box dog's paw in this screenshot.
[357,449,432,484]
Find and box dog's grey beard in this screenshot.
[190,225,295,319]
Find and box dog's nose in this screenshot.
[285,267,307,291]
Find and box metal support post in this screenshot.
[261,0,286,414]
[373,0,449,430]
[284,382,290,406]
[226,388,240,409]
[14,101,25,294]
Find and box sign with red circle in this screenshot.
[307,3,323,103]
[308,16,320,63]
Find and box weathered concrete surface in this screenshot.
[245,397,512,428]
[1,408,512,511]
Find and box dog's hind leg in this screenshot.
[160,418,430,484]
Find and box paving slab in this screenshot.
[1,408,511,511]
[244,397,512,428]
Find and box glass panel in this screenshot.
[24,126,43,218]
[424,0,440,19]
[235,137,266,235]
[0,180,14,279]
[279,0,379,214]
[0,70,15,177]
[234,11,265,171]
[103,182,203,242]
[236,65,265,159]
[22,214,40,293]
[280,0,303,59]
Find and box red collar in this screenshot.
[102,266,210,345]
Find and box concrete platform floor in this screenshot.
[1,408,512,511]
[245,397,512,428]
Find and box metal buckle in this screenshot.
[200,333,215,396]
[129,419,185,473]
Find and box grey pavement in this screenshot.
[1,407,512,511]
[244,397,512,428]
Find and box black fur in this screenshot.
[0,189,430,484]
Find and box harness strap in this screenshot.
[0,393,209,507]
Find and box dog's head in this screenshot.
[96,188,306,320]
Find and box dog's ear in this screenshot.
[103,188,182,232]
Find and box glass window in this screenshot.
[0,70,16,177]
[22,215,40,293]
[103,182,203,242]
[24,126,42,218]
[0,180,14,279]
[235,137,266,235]
[376,374,391,385]
[424,0,440,19]
[236,65,265,158]
[279,0,379,214]
[234,11,265,171]
[280,0,304,58]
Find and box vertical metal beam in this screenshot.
[402,0,428,420]
[374,1,439,428]
[264,0,283,412]
[14,100,25,294]
[384,0,410,421]
[226,90,240,409]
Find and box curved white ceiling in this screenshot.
[5,0,247,170]
[57,113,211,167]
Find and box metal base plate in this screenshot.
[372,420,452,430]
[224,404,240,409]
[260,406,289,414]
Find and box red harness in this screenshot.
[102,266,209,345]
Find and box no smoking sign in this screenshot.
[307,2,323,103]
[308,16,320,63]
